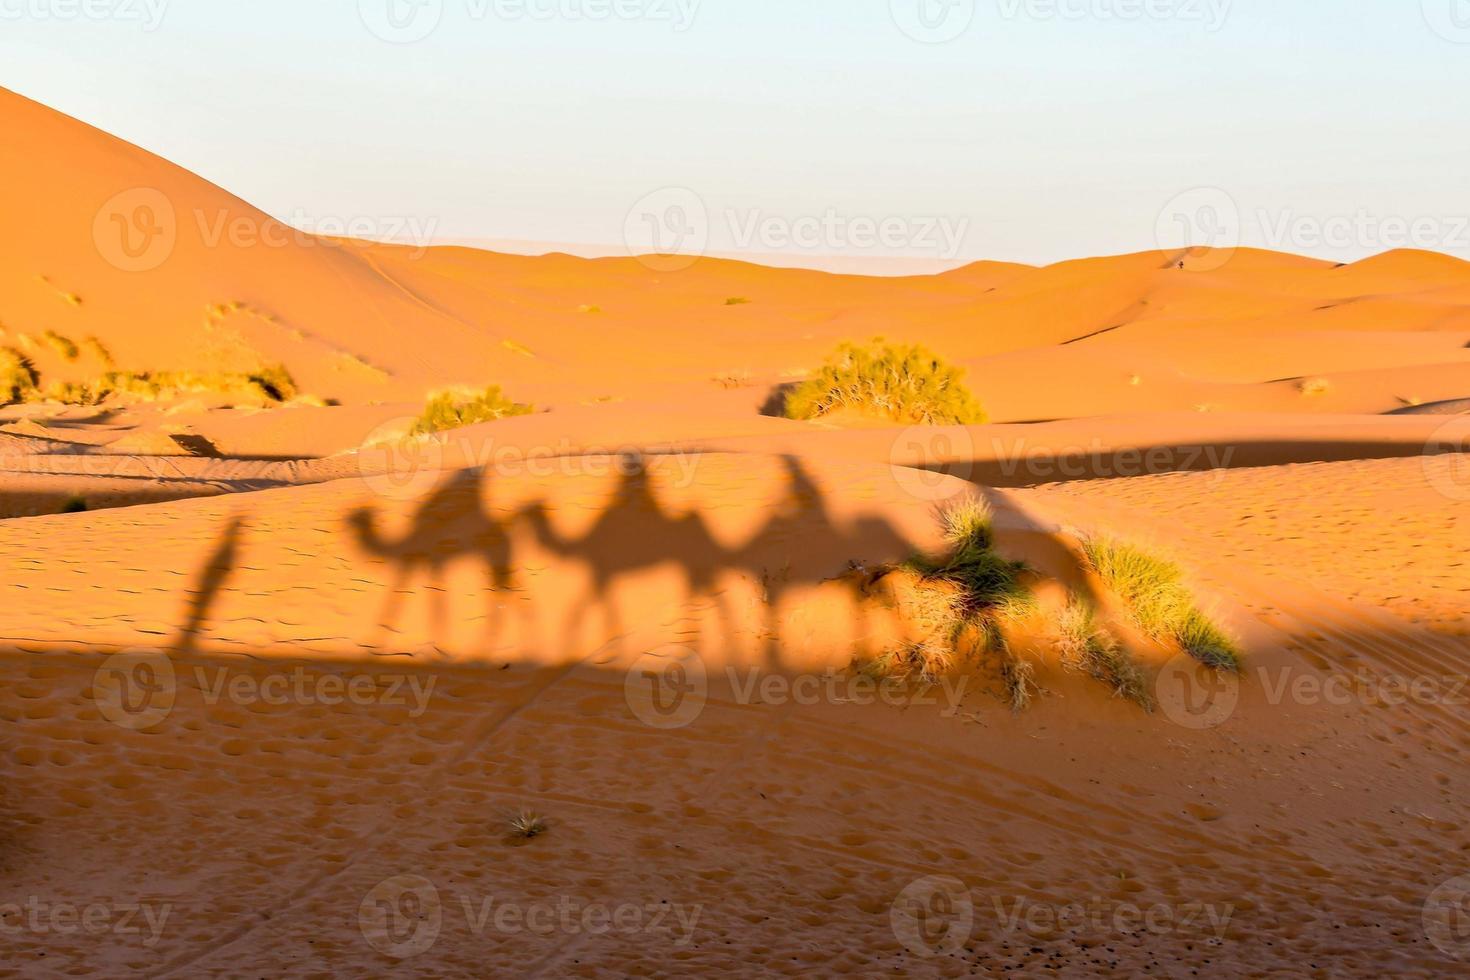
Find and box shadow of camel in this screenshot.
[348,467,529,655]
[520,455,737,658]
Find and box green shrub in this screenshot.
[1081,536,1240,671]
[42,330,80,361]
[0,348,39,404]
[1056,597,1153,709]
[784,339,986,425]
[411,385,534,436]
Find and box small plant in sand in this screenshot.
[411,384,534,436]
[1056,597,1152,710]
[42,330,80,361]
[0,347,40,404]
[784,339,987,426]
[724,296,751,306]
[508,810,548,840]
[1297,377,1331,397]
[81,335,115,367]
[712,370,753,390]
[859,497,1035,704]
[1080,536,1240,671]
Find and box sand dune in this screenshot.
[3,86,1470,976]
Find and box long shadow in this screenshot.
[347,467,528,655]
[175,515,245,655]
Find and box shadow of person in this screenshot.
[175,515,245,655]
[348,467,526,656]
[520,454,735,659]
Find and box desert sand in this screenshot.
[3,85,1470,976]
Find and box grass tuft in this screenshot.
[508,811,548,839]
[0,348,40,404]
[1056,597,1153,709]
[42,330,80,361]
[1081,536,1240,671]
[784,339,987,426]
[411,384,534,436]
[1297,377,1331,397]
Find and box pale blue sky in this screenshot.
[3,0,1468,270]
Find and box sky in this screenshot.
[3,0,1469,272]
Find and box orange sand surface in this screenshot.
[3,85,1470,976]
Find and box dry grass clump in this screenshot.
[42,330,80,361]
[1080,536,1240,671]
[411,384,534,436]
[1298,376,1331,397]
[0,347,40,404]
[784,339,987,426]
[508,811,548,840]
[1056,598,1153,709]
[93,365,299,405]
[858,497,1034,699]
[81,336,115,367]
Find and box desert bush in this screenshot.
[1056,597,1153,709]
[1298,377,1331,397]
[859,496,1032,689]
[81,336,115,367]
[246,363,298,402]
[1081,536,1240,671]
[411,384,534,436]
[42,330,80,361]
[784,339,987,425]
[0,347,39,404]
